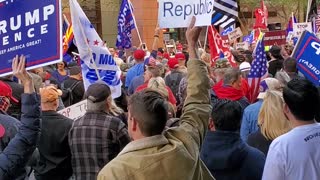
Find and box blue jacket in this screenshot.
[0,113,21,152]
[125,63,144,88]
[240,100,263,141]
[0,93,41,180]
[201,131,265,180]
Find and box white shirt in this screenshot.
[262,123,320,180]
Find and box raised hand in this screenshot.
[186,17,202,59]
[12,55,35,94]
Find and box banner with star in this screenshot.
[0,0,62,77]
[69,0,122,98]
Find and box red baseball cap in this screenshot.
[167,57,179,69]
[0,124,5,138]
[175,53,186,61]
[134,49,146,60]
[177,44,183,51]
[157,51,163,58]
[0,81,18,103]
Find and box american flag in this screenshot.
[116,0,136,49]
[247,38,268,103]
[211,0,238,29]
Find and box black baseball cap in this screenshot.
[85,81,111,103]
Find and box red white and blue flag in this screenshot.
[247,37,268,103]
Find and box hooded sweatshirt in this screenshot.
[212,81,250,111]
[201,131,265,180]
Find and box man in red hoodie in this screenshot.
[211,68,250,111]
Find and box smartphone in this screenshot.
[142,43,147,50]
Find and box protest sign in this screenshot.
[0,0,62,77]
[221,26,234,36]
[58,100,87,120]
[292,31,320,86]
[163,33,170,41]
[264,30,287,46]
[235,42,249,50]
[158,0,214,28]
[228,27,243,42]
[293,22,312,37]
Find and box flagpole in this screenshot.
[128,0,143,45]
[203,26,209,49]
[306,0,312,22]
[75,13,101,81]
[63,14,70,26]
[198,40,202,49]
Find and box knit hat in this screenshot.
[257,78,282,99]
[40,85,63,103]
[239,62,251,72]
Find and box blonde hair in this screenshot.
[147,77,169,99]
[258,90,291,140]
[107,96,124,116]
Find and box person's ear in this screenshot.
[132,117,138,132]
[283,103,290,120]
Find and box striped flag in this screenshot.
[211,0,238,29]
[247,37,268,103]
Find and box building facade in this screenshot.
[63,0,163,49]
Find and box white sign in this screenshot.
[228,27,243,42]
[158,0,214,28]
[235,42,249,50]
[58,100,87,120]
[163,33,170,41]
[293,22,312,37]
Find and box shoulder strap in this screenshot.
[69,81,81,91]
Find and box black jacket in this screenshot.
[200,131,265,180]
[34,111,73,180]
[268,59,284,77]
[247,129,272,156]
[61,77,84,106]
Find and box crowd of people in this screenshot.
[0,17,320,180]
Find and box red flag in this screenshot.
[208,25,237,67]
[254,8,267,29]
[208,26,220,66]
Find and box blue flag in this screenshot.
[69,0,122,98]
[292,31,320,86]
[116,0,136,49]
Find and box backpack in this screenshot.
[165,71,185,104]
[61,81,81,107]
